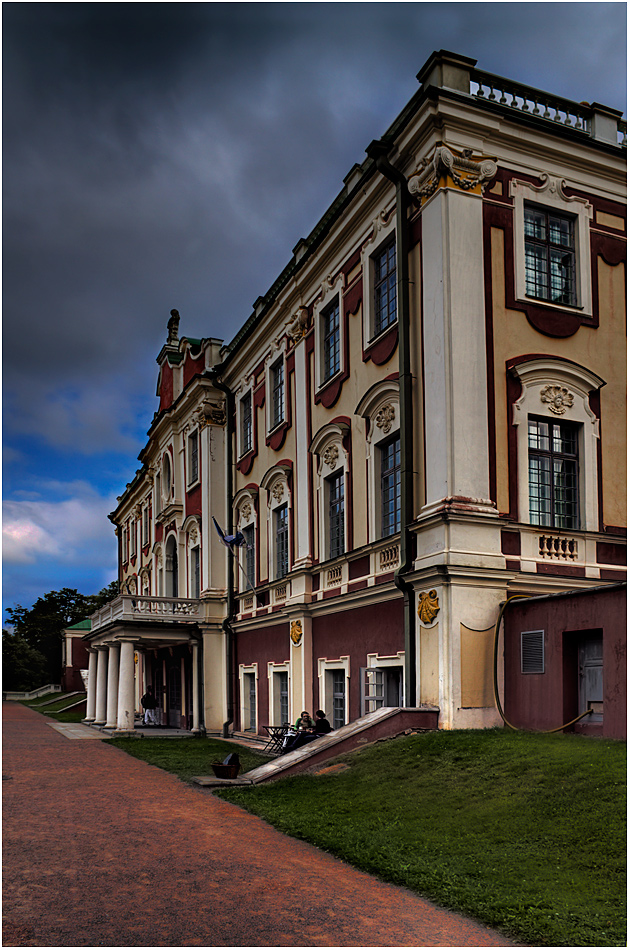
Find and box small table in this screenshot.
[263,724,290,755]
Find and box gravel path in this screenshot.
[3,702,516,947]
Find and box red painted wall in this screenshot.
[236,622,289,732]
[312,597,404,720]
[504,585,626,739]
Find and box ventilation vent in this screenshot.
[521,630,545,674]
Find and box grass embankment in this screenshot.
[105,736,270,783]
[213,729,626,948]
[21,692,86,721]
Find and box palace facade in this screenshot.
[81,51,626,738]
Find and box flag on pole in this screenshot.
[212,516,246,552]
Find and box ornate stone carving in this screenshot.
[272,481,285,503]
[156,550,163,568]
[194,398,226,428]
[322,445,339,470]
[418,590,440,625]
[188,524,199,546]
[540,385,574,415]
[375,404,396,434]
[287,306,309,342]
[240,501,252,522]
[290,620,303,645]
[409,146,497,201]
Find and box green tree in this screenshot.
[4,582,119,687]
[2,629,48,692]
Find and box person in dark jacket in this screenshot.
[285,710,331,752]
[141,686,157,725]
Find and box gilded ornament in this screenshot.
[418,589,440,625]
[540,385,574,415]
[290,620,303,645]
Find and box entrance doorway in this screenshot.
[361,666,403,715]
[578,633,603,724]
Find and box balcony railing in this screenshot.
[90,594,203,632]
[470,68,626,147]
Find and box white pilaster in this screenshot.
[115,640,136,733]
[94,647,108,725]
[421,188,492,509]
[292,340,312,567]
[84,649,97,722]
[105,643,120,729]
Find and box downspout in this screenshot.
[209,372,236,737]
[366,139,416,707]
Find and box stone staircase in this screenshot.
[192,705,439,788]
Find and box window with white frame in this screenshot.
[528,417,580,529]
[355,382,400,543]
[310,423,350,564]
[142,504,150,547]
[322,298,340,382]
[275,503,289,579]
[239,665,258,732]
[129,518,136,558]
[162,453,172,505]
[524,205,576,306]
[327,470,345,560]
[121,524,128,563]
[190,546,200,598]
[373,238,397,336]
[510,358,604,532]
[510,176,593,316]
[380,435,401,538]
[188,429,199,485]
[318,656,350,729]
[240,390,253,455]
[268,663,290,726]
[155,472,162,515]
[271,359,285,429]
[242,524,255,590]
[262,470,291,582]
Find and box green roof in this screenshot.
[67,618,92,631]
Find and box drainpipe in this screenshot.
[366,139,416,707]
[209,372,236,737]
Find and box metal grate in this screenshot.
[521,630,545,674]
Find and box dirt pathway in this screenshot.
[3,703,516,947]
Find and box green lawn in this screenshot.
[105,736,270,782]
[215,729,626,948]
[22,693,86,722]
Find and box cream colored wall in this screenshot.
[491,229,626,528]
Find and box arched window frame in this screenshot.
[511,357,605,532]
[356,381,401,542]
[309,422,350,563]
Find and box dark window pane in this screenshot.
[528,415,579,529]
[524,205,576,306]
[328,470,344,559]
[381,435,401,537]
[374,240,397,336]
[275,504,289,578]
[323,301,340,381]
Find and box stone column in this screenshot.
[94,647,108,725]
[115,640,136,733]
[105,643,120,729]
[84,649,97,722]
[191,639,200,734]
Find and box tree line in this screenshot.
[3,582,119,692]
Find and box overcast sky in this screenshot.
[3,2,626,617]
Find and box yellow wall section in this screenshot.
[460,625,495,707]
[491,228,627,529]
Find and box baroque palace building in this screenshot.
[81,51,626,738]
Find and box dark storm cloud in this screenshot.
[2,3,626,607]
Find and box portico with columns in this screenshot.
[82,598,204,733]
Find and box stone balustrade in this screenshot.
[90,594,202,632]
